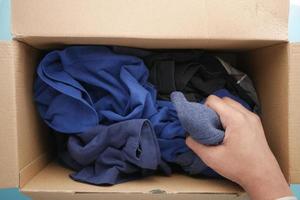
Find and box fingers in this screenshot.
[186,136,208,157]
[186,136,222,164]
[205,95,237,128]
[220,97,262,129]
[222,97,250,115]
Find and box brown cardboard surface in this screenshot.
[1,40,299,198]
[13,41,52,174]
[0,41,52,188]
[15,37,284,50]
[239,43,290,182]
[19,152,51,188]
[24,192,249,200]
[22,161,243,194]
[288,43,300,183]
[1,0,298,196]
[2,41,298,189]
[239,43,300,183]
[0,41,19,188]
[12,0,288,49]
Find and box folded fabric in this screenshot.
[34,46,158,134]
[153,88,249,168]
[175,151,219,177]
[34,46,189,165]
[34,46,258,184]
[111,46,260,113]
[144,51,258,110]
[171,91,224,145]
[57,119,171,185]
[170,89,250,145]
[216,57,260,113]
[150,100,188,162]
[144,51,224,101]
[171,89,252,175]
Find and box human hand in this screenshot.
[186,95,292,200]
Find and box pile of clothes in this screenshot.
[34,46,260,185]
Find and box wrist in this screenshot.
[239,163,292,200]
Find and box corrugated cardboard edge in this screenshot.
[21,161,244,195]
[239,42,290,182]
[12,39,53,188]
[13,36,286,50]
[11,0,288,42]
[11,0,288,50]
[0,41,19,188]
[23,192,249,200]
[288,43,300,183]
[0,40,52,188]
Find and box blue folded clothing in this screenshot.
[57,119,170,185]
[151,100,188,162]
[34,46,256,185]
[170,89,251,175]
[34,46,187,166]
[35,46,157,134]
[171,91,225,145]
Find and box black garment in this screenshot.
[144,52,256,109]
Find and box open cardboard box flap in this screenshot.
[12,0,288,49]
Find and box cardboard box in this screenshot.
[0,0,299,199]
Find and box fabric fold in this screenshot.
[59,119,171,185]
[171,91,225,145]
[34,46,260,185]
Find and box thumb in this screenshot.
[186,136,222,164]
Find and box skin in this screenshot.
[186,95,293,200]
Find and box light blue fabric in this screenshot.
[170,90,251,176]
[171,89,251,145]
[171,91,225,145]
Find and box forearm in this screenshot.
[240,160,292,200]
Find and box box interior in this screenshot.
[13,40,290,196]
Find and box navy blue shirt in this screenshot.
[35,46,254,185]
